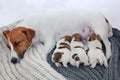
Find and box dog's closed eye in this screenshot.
[14,41,21,46]
[7,44,10,49]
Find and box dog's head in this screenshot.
[72,33,82,42]
[3,26,35,64]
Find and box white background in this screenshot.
[0,0,120,30]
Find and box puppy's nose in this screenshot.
[11,57,17,64]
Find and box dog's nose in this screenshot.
[11,57,17,64]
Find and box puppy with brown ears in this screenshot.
[70,33,89,68]
[52,35,72,67]
[87,33,108,68]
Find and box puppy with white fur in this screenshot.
[87,33,108,68]
[70,33,89,68]
[52,35,72,67]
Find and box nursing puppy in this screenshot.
[87,33,108,68]
[52,35,72,67]
[3,10,113,64]
[70,33,89,68]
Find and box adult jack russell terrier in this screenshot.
[3,10,113,64]
[52,35,72,67]
[70,33,89,68]
[87,33,108,68]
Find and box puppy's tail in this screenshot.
[104,17,113,37]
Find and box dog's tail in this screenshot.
[104,17,113,37]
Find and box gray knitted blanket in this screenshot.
[0,21,120,80]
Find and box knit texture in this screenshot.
[0,21,120,80]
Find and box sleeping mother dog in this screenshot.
[3,10,113,64]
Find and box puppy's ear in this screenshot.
[64,36,72,43]
[89,33,96,41]
[96,35,101,41]
[22,28,35,41]
[3,30,10,39]
[72,33,82,42]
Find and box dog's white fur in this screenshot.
[52,38,71,67]
[70,37,89,68]
[87,39,108,68]
[14,10,113,60]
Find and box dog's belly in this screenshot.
[18,10,106,36]
[17,10,109,43]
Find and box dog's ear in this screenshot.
[3,30,10,39]
[72,33,82,42]
[96,34,101,41]
[64,36,72,43]
[22,28,35,41]
[89,33,96,41]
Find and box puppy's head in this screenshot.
[3,26,35,64]
[72,33,82,42]
[89,33,101,41]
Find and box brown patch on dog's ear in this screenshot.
[64,36,72,43]
[22,28,36,41]
[89,33,96,41]
[3,30,10,39]
[72,33,82,42]
[96,34,101,41]
[53,52,63,62]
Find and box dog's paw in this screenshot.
[63,63,68,68]
[90,63,96,68]
[106,50,112,60]
[103,60,108,68]
[90,65,95,68]
[55,63,62,67]
[84,62,90,66]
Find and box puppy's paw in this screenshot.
[76,64,80,68]
[63,62,68,67]
[106,51,112,60]
[103,60,108,68]
[55,63,62,67]
[90,65,95,68]
[84,62,90,66]
[90,63,96,68]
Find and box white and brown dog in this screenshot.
[87,33,108,68]
[70,33,89,68]
[52,35,72,67]
[3,10,113,64]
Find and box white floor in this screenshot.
[0,0,120,30]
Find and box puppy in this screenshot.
[70,33,89,68]
[52,35,72,67]
[87,33,108,68]
[3,10,113,64]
